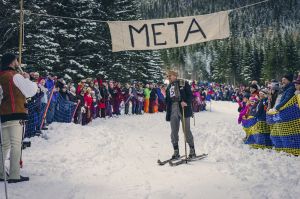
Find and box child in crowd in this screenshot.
[237,93,251,124]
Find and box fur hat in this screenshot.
[167,70,178,77]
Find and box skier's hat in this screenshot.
[167,70,178,77]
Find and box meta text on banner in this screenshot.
[108,11,230,52]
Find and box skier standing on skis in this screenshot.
[165,71,196,159]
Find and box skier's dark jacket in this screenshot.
[165,79,193,122]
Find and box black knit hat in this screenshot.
[249,84,258,91]
[283,74,294,82]
[243,92,251,99]
[1,53,18,68]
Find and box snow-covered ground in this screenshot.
[2,101,300,199]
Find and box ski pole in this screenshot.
[182,106,188,164]
[0,116,9,199]
[40,88,55,130]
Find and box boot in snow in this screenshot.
[189,148,196,159]
[171,149,180,160]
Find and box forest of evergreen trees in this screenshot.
[142,0,300,85]
[0,0,299,84]
[0,0,163,83]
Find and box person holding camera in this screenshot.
[0,53,38,183]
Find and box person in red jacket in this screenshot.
[76,79,86,95]
[84,88,93,123]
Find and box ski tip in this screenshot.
[199,153,208,157]
[157,159,166,166]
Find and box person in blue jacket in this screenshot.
[254,89,269,121]
[274,74,296,111]
[45,74,59,124]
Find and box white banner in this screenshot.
[108,11,230,52]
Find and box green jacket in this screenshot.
[144,88,151,99]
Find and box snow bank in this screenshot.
[2,101,299,199]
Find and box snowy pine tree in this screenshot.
[0,0,164,83]
[141,0,300,84]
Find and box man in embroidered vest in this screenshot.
[165,71,196,159]
[0,53,37,183]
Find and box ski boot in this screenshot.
[189,148,196,159]
[171,149,180,160]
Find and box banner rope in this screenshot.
[229,0,270,12]
[25,0,271,23]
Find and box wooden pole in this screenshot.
[182,106,188,163]
[18,0,24,65]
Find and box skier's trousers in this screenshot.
[170,102,195,148]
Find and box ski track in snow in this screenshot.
[1,101,300,199]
